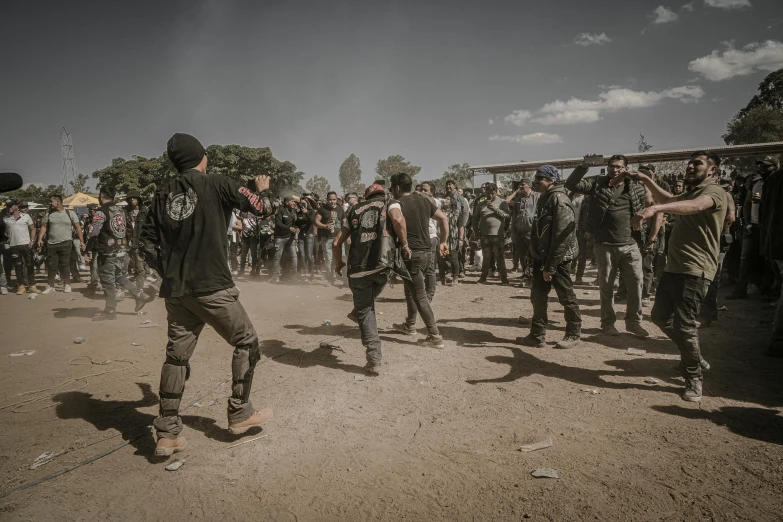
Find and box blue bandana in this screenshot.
[536,164,561,182]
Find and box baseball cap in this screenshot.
[364,183,385,198]
[756,155,780,168]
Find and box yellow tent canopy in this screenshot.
[63,192,99,209]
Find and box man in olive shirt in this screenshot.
[629,151,728,402]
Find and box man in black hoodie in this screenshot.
[140,133,276,457]
[518,165,581,349]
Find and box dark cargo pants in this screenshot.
[651,272,709,380]
[97,254,142,312]
[529,259,582,340]
[154,286,260,439]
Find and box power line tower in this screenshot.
[60,127,79,195]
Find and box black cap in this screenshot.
[167,133,206,172]
[756,155,780,168]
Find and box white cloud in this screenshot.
[489,133,563,145]
[516,85,704,126]
[688,40,783,81]
[488,118,494,125]
[652,6,679,23]
[574,32,612,47]
[704,0,751,9]
[504,110,532,126]
[682,2,695,10]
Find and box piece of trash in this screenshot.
[139,323,160,328]
[207,400,217,406]
[30,451,59,469]
[141,319,151,324]
[354,375,365,381]
[9,350,36,357]
[131,343,141,346]
[645,377,660,384]
[165,459,185,471]
[470,297,483,303]
[68,298,75,301]
[137,311,147,316]
[626,348,647,356]
[192,402,203,408]
[378,312,384,315]
[583,292,591,296]
[519,438,553,453]
[531,468,562,479]
[28,294,37,300]
[223,434,268,450]
[580,388,599,394]
[322,320,332,326]
[73,337,86,344]
[464,342,487,347]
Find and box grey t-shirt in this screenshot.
[46,209,79,244]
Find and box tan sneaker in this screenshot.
[28,285,40,294]
[154,436,187,457]
[16,285,26,295]
[228,407,273,435]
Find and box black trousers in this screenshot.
[651,272,709,380]
[46,241,72,286]
[481,236,508,281]
[9,245,35,286]
[530,259,581,339]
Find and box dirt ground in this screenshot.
[1,263,782,521]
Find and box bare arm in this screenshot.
[74,222,85,246]
[28,224,35,247]
[314,212,327,230]
[332,226,350,276]
[433,208,449,257]
[644,187,663,247]
[628,171,677,205]
[632,195,716,231]
[37,222,47,246]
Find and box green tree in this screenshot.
[338,153,363,194]
[92,155,177,197]
[637,134,652,153]
[440,163,474,189]
[375,155,421,185]
[305,175,331,197]
[723,106,783,172]
[738,69,783,118]
[69,173,90,194]
[3,184,63,205]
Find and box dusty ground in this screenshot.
[1,263,782,521]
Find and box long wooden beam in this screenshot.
[470,141,783,174]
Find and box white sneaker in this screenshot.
[64,284,72,293]
[0,287,7,295]
[55,274,61,282]
[41,286,57,295]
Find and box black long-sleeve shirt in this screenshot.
[140,169,272,297]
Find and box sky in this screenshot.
[1,0,782,191]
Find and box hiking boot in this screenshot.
[16,285,26,295]
[626,324,649,338]
[41,285,57,295]
[347,311,359,324]
[517,334,545,348]
[154,436,187,457]
[555,335,580,349]
[602,324,620,336]
[392,322,417,336]
[63,284,72,293]
[418,335,445,349]
[28,285,40,294]
[682,378,703,402]
[228,407,273,435]
[134,293,155,312]
[93,310,117,321]
[364,362,382,375]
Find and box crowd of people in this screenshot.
[1,134,781,454]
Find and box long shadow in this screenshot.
[284,323,359,337]
[53,382,163,463]
[180,415,262,443]
[376,296,406,303]
[437,325,516,347]
[465,346,675,396]
[261,339,366,375]
[441,316,522,328]
[652,405,783,445]
[53,307,100,319]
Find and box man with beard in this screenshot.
[628,151,728,402]
[140,133,276,456]
[38,194,85,294]
[334,183,409,374]
[314,191,344,284]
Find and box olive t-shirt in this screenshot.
[665,178,727,281]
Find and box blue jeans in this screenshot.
[298,234,314,275]
[349,271,389,364]
[273,236,297,277]
[320,237,335,280]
